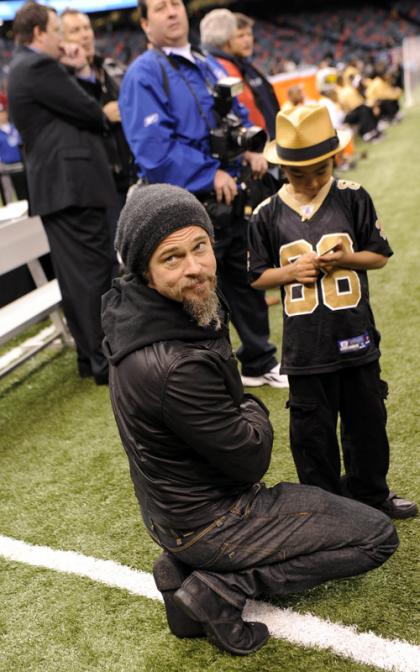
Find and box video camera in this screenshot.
[209,77,267,164]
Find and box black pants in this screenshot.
[42,206,113,380]
[344,104,377,136]
[378,99,400,121]
[213,214,277,377]
[288,361,390,505]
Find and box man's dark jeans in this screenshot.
[151,482,398,610]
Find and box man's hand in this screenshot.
[243,151,268,179]
[59,42,90,76]
[103,100,121,123]
[214,169,238,205]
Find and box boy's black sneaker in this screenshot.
[375,493,418,519]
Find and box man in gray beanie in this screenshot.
[102,183,398,657]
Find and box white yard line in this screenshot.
[1,534,419,672]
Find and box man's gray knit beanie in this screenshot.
[115,183,214,275]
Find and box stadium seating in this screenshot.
[0,2,419,86]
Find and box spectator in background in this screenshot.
[60,9,135,274]
[200,9,280,140]
[336,73,382,143]
[315,55,337,94]
[199,7,283,309]
[318,86,355,171]
[119,0,287,389]
[319,86,346,130]
[364,63,403,125]
[8,3,116,384]
[281,84,306,112]
[0,96,27,200]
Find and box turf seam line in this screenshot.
[1,534,419,672]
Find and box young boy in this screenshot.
[248,104,417,519]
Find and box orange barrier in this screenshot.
[269,68,320,106]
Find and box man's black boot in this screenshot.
[174,574,269,655]
[153,552,204,638]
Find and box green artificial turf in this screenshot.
[0,107,419,671]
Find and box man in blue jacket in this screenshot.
[119,0,287,388]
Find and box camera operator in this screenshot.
[119,0,286,388]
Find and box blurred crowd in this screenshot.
[0,0,419,86]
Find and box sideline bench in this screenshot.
[0,208,71,377]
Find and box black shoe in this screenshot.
[375,492,418,519]
[153,552,204,638]
[174,575,269,655]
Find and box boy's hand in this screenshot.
[293,252,320,284]
[317,242,346,274]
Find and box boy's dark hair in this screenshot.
[13,2,56,46]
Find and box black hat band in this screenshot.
[276,134,339,161]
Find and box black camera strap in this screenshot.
[152,48,217,133]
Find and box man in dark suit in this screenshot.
[8,3,116,384]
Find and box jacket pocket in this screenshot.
[286,395,318,416]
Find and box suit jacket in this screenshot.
[8,46,116,216]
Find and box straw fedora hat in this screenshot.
[264,104,352,166]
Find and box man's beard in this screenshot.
[182,286,222,331]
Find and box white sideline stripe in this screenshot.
[1,535,419,672]
[0,325,56,367]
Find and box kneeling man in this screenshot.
[102,184,398,656]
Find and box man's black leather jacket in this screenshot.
[102,274,273,530]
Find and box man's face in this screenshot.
[228,26,253,58]
[61,12,95,61]
[288,86,304,106]
[147,226,219,327]
[36,11,62,59]
[282,158,334,200]
[141,0,189,49]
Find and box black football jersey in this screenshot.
[248,179,393,375]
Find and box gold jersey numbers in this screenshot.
[337,179,361,190]
[280,234,362,316]
[280,240,319,316]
